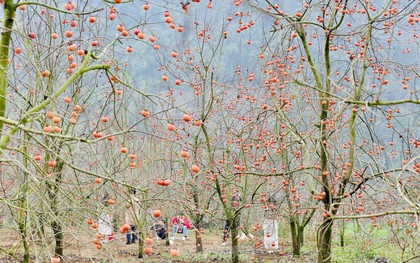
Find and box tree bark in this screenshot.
[0,0,16,136]
[291,219,305,256]
[48,161,64,258]
[290,220,300,256]
[298,227,304,246]
[195,223,203,253]
[51,222,63,257]
[230,218,239,263]
[138,231,145,258]
[18,219,30,263]
[317,219,333,263]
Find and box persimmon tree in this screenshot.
[0,0,158,261]
[1,0,419,263]
[250,0,420,262]
[149,3,268,261]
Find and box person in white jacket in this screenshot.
[263,196,279,250]
[98,192,114,243]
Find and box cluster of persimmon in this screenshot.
[86,219,101,250]
[111,6,161,50]
[92,234,103,250]
[229,12,255,36]
[119,148,138,168]
[42,103,81,135]
[163,10,184,32]
[157,178,171,186]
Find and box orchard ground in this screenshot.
[0,222,416,263]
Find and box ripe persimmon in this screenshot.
[191,164,200,173]
[34,154,42,161]
[163,179,171,186]
[144,247,152,255]
[141,110,151,117]
[52,116,61,123]
[180,150,189,158]
[43,125,52,133]
[171,249,179,257]
[153,209,162,218]
[182,114,192,122]
[74,105,82,112]
[48,160,56,167]
[41,70,50,77]
[145,237,153,245]
[167,123,176,131]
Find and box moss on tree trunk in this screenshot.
[138,231,145,258]
[230,218,239,263]
[317,219,333,263]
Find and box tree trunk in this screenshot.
[317,219,333,263]
[52,222,63,257]
[298,227,304,246]
[20,138,30,263]
[230,219,239,263]
[18,219,30,263]
[195,225,203,253]
[0,0,16,137]
[291,219,305,256]
[48,162,64,258]
[138,231,145,258]
[165,217,170,246]
[290,220,300,256]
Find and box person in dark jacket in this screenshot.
[150,220,167,239]
[222,191,242,245]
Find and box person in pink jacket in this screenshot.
[171,214,192,241]
[180,215,192,241]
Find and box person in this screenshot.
[124,188,140,245]
[98,192,113,243]
[263,195,279,250]
[170,213,192,241]
[150,219,167,240]
[180,214,191,241]
[170,215,181,240]
[222,191,242,245]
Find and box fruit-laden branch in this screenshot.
[330,210,419,220]
[15,2,103,15]
[25,132,149,193]
[344,99,420,106]
[0,53,110,149]
[234,166,314,177]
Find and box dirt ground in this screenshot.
[0,227,301,263]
